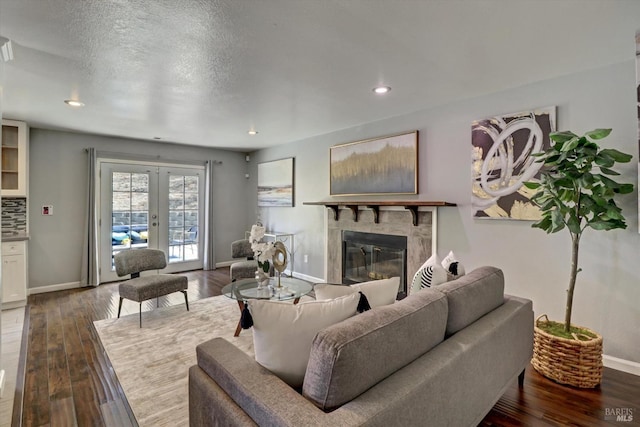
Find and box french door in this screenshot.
[99,162,205,283]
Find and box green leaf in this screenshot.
[585,128,612,140]
[560,137,580,152]
[617,183,634,194]
[600,148,632,163]
[523,182,540,189]
[577,174,595,187]
[595,154,614,168]
[599,167,620,176]
[532,216,553,232]
[589,220,618,231]
[551,210,565,233]
[550,131,578,143]
[567,215,581,234]
[598,174,622,190]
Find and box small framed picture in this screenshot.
[258,158,294,207]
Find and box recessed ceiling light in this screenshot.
[64,99,85,107]
[248,130,258,135]
[373,86,391,94]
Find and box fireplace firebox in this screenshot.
[342,230,407,299]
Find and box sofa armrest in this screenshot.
[193,338,364,426]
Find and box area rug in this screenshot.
[94,295,255,427]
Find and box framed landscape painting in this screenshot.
[471,106,556,220]
[330,131,418,196]
[258,157,294,207]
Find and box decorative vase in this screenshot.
[255,270,270,289]
[531,314,603,388]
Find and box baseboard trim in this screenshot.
[290,271,324,283]
[604,355,640,376]
[28,281,82,295]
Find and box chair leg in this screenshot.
[518,368,525,388]
[117,297,123,318]
[139,303,142,328]
[182,290,189,311]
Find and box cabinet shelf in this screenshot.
[1,119,28,196]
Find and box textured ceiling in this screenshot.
[1,0,640,151]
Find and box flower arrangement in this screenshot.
[249,223,275,273]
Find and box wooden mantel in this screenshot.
[303,201,456,226]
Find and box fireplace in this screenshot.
[342,231,407,298]
[326,207,435,299]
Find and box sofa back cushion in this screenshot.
[302,288,448,411]
[436,266,505,336]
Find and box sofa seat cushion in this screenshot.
[302,288,448,411]
[249,293,360,388]
[313,277,400,308]
[435,266,505,336]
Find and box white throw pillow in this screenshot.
[441,250,466,280]
[314,277,400,307]
[410,253,448,293]
[249,292,360,387]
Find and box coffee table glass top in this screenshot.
[222,277,313,301]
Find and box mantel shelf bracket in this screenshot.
[405,206,419,226]
[347,205,359,222]
[367,205,380,223]
[326,205,339,221]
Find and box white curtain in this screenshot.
[80,148,99,286]
[203,160,216,270]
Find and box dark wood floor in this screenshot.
[13,267,640,426]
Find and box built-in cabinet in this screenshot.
[1,119,29,197]
[1,119,29,309]
[1,240,27,308]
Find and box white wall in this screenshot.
[28,129,250,288]
[251,60,640,365]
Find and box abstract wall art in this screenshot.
[258,157,294,207]
[330,131,418,196]
[472,106,556,220]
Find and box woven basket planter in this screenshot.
[532,314,603,388]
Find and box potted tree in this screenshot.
[524,128,633,388]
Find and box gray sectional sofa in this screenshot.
[189,266,534,426]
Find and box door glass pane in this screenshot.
[168,174,199,263]
[112,172,149,268]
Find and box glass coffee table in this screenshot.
[222,276,313,336]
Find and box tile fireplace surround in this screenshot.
[326,207,436,285]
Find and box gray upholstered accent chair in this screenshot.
[229,239,258,282]
[114,248,189,327]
